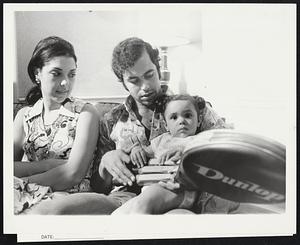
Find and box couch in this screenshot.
[13,99,279,214]
[13,100,120,120]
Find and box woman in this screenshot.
[14,36,99,214]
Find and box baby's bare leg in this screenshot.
[112,184,185,214]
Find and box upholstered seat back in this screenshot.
[13,100,120,121]
[93,102,119,120]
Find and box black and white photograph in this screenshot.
[3,3,296,243]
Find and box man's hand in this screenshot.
[130,145,147,168]
[99,149,135,186]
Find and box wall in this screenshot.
[14,5,295,144]
[167,4,295,144]
[15,10,137,100]
[14,7,203,101]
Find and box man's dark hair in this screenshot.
[111,37,161,85]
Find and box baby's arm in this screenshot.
[130,144,154,168]
[158,145,185,165]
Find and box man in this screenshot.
[90,37,238,214]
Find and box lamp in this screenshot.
[142,35,190,93]
[135,7,198,93]
[159,46,170,93]
[159,39,189,93]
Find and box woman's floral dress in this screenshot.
[14,98,96,214]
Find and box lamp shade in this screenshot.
[140,35,190,48]
[135,6,201,47]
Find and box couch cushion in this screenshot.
[93,102,120,120]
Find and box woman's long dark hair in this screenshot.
[26,36,77,106]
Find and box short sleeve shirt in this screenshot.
[103,95,228,152]
[150,132,195,159]
[96,94,230,170]
[22,97,94,193]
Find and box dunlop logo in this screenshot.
[195,164,284,202]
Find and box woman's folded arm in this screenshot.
[26,104,99,191]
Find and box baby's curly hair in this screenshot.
[111,37,161,84]
[163,94,206,118]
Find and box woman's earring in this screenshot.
[35,76,40,85]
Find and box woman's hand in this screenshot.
[100,149,135,186]
[130,145,147,168]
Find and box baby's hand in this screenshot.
[158,146,184,165]
[130,145,147,168]
[158,180,181,191]
[158,171,180,191]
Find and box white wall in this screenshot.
[15,10,137,99]
[14,5,295,144]
[167,5,296,144]
[15,7,203,100]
